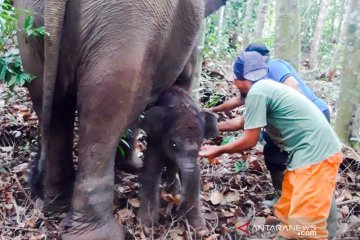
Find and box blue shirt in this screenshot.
[266,59,329,112]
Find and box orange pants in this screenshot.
[274,152,343,239]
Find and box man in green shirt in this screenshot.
[199,51,342,239]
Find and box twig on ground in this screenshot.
[0,225,43,233]
[14,173,37,208]
[342,143,360,162]
[337,198,360,206]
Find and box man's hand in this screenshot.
[199,145,223,159]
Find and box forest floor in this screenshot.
[0,60,359,240]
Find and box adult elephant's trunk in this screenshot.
[40,0,68,169]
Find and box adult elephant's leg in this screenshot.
[138,145,164,226]
[60,68,147,239]
[115,120,143,174]
[174,49,196,92]
[43,95,76,212]
[178,158,206,230]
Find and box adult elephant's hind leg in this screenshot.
[43,96,76,213]
[60,69,147,240]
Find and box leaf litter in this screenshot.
[0,62,359,239]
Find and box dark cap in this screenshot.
[245,43,270,56]
[233,51,268,81]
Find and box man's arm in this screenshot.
[211,96,244,113]
[199,128,261,159]
[218,115,244,132]
[283,76,302,93]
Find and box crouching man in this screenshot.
[199,51,342,239]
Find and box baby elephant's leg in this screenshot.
[138,146,164,226]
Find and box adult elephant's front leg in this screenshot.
[178,159,206,231]
[59,69,147,239]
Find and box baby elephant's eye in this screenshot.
[169,139,178,150]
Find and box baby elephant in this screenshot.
[138,86,218,230]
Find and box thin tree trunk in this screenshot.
[242,0,255,49]
[274,0,300,70]
[331,0,352,68]
[335,0,360,147]
[334,0,346,44]
[254,0,268,40]
[309,0,330,69]
[328,0,337,41]
[192,20,207,99]
[216,6,225,57]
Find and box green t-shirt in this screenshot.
[244,79,341,170]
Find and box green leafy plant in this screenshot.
[118,138,131,158]
[1,1,46,90]
[23,15,46,37]
[234,160,247,172]
[0,49,34,90]
[220,134,237,145]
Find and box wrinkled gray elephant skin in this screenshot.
[139,86,218,231]
[14,0,204,239]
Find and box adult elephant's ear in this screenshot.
[204,0,228,17]
[141,107,166,136]
[200,110,219,139]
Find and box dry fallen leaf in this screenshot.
[210,190,224,205]
[348,215,360,230]
[116,208,133,222]
[225,191,241,203]
[219,210,234,218]
[208,157,221,165]
[265,216,279,226]
[204,212,218,221]
[128,198,140,208]
[160,191,181,206]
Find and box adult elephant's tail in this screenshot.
[39,0,68,171]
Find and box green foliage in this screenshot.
[0,0,17,49]
[234,160,247,172]
[203,0,247,61]
[0,49,34,90]
[204,91,224,108]
[220,134,237,145]
[24,15,46,37]
[0,1,46,90]
[117,130,132,158]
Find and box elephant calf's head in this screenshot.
[143,87,218,161]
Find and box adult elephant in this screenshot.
[15,0,205,239]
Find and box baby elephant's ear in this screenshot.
[200,110,219,139]
[141,106,166,134]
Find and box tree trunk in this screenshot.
[216,6,225,57]
[334,0,346,44]
[309,0,330,69]
[335,0,360,147]
[192,20,207,99]
[254,0,268,40]
[331,0,352,68]
[242,0,255,49]
[274,0,300,70]
[328,0,337,42]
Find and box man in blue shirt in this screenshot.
[245,43,329,118]
[209,44,337,238]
